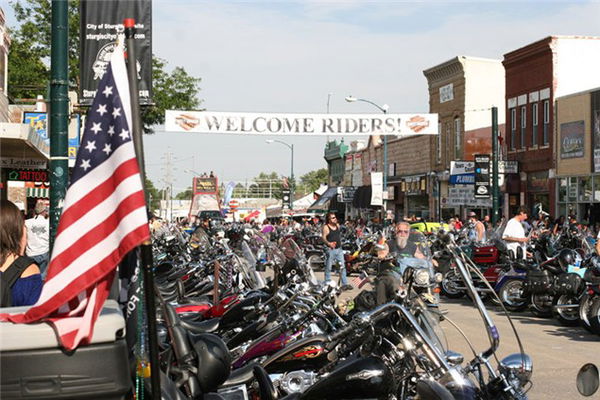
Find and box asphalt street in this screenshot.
[325,272,600,399]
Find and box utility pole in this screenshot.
[49,0,69,248]
[492,107,500,225]
[161,150,174,221]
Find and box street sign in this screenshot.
[474,154,491,198]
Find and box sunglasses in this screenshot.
[396,229,409,234]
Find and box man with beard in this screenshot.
[374,221,426,304]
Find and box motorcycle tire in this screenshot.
[529,293,553,318]
[578,294,594,333]
[440,269,465,299]
[498,279,528,312]
[589,296,600,335]
[552,294,580,326]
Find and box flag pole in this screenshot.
[123,18,161,397]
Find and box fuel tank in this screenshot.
[219,292,270,328]
[263,335,331,374]
[300,356,393,399]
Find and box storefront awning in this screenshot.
[308,187,338,211]
[27,187,49,198]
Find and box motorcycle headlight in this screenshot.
[414,269,431,286]
[434,272,443,283]
[499,353,533,388]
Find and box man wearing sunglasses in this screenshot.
[322,212,352,291]
[378,221,426,260]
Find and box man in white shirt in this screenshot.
[502,206,529,259]
[25,201,50,278]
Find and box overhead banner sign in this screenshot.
[474,154,491,198]
[80,0,152,105]
[165,111,439,136]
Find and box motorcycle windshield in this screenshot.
[389,231,435,276]
[281,238,318,285]
[190,227,210,252]
[416,303,448,355]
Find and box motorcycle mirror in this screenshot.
[516,246,523,260]
[577,363,599,397]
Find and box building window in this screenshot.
[454,117,461,159]
[446,122,451,162]
[437,121,442,163]
[532,102,538,147]
[520,106,526,149]
[510,108,516,150]
[543,100,550,145]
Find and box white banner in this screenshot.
[165,111,438,136]
[371,172,383,206]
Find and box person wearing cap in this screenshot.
[467,211,486,243]
[25,200,50,278]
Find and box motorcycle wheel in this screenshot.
[498,280,528,312]
[553,294,580,326]
[529,293,553,318]
[578,294,594,333]
[589,297,600,335]
[307,254,324,271]
[440,269,465,299]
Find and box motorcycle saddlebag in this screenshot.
[0,300,131,400]
[525,270,552,294]
[472,246,499,265]
[554,273,584,295]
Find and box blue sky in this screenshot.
[6,1,600,193]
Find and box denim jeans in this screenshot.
[325,247,348,285]
[31,253,49,280]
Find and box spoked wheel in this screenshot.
[579,294,594,332]
[498,280,528,312]
[530,293,553,318]
[589,297,600,335]
[440,269,465,299]
[553,294,580,326]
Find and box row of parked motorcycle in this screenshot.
[145,221,537,399]
[431,223,600,335]
[270,221,600,335]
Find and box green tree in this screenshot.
[7,0,202,132]
[175,187,193,200]
[144,178,164,212]
[297,168,328,195]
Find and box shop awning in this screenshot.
[27,187,49,198]
[308,187,338,211]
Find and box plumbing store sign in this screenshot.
[165,111,439,136]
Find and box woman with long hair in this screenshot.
[0,200,43,307]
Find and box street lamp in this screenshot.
[266,139,294,209]
[345,95,390,215]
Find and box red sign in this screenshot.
[229,200,239,210]
[7,169,49,183]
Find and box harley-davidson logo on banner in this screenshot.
[474,154,491,199]
[165,111,439,136]
[79,0,152,105]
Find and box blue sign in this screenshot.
[449,174,475,184]
[23,112,48,144]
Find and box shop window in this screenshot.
[558,177,567,203]
[568,177,577,202]
[520,106,526,149]
[531,102,538,147]
[579,176,592,202]
[543,100,550,145]
[558,204,566,220]
[594,176,600,202]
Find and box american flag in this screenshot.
[0,42,150,350]
[351,271,370,289]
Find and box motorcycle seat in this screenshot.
[221,362,257,387]
[180,317,220,334]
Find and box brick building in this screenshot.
[423,56,505,220]
[503,36,600,218]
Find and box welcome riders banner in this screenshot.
[165,111,439,136]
